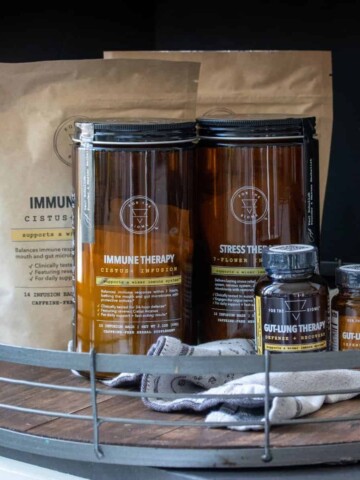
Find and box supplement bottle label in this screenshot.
[256,295,328,354]
[76,197,193,353]
[332,310,360,350]
[78,237,186,351]
[95,254,182,337]
[211,265,264,328]
[331,309,339,351]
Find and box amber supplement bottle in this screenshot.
[332,265,360,351]
[72,119,196,364]
[255,245,329,354]
[195,115,319,344]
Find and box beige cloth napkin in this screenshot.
[104,335,360,431]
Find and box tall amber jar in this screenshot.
[195,115,319,344]
[72,119,196,363]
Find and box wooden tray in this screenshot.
[1,360,360,469]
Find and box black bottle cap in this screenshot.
[196,114,316,139]
[262,244,318,275]
[335,264,360,289]
[74,118,197,145]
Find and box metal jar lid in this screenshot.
[73,118,197,145]
[262,244,318,275]
[335,264,360,289]
[196,114,316,140]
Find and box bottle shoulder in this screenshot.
[255,274,329,297]
[333,288,360,299]
[332,290,360,308]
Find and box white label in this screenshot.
[331,309,339,351]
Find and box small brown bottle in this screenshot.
[255,245,329,354]
[332,265,360,351]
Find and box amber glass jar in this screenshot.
[195,115,319,344]
[332,265,360,351]
[72,119,196,363]
[254,245,329,354]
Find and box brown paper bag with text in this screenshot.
[105,50,333,223]
[0,58,199,349]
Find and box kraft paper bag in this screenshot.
[104,50,333,222]
[0,58,200,349]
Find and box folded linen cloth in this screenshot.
[104,336,255,389]
[102,336,360,431]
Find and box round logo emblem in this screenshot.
[53,116,88,167]
[230,186,268,224]
[119,196,159,235]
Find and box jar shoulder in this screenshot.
[332,292,360,309]
[255,274,329,297]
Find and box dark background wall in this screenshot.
[1,0,359,271]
